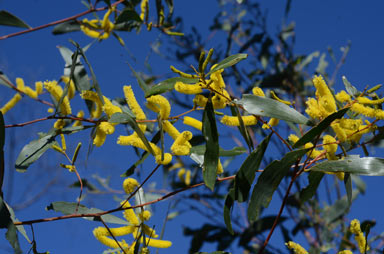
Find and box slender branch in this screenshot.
[100,217,127,254]
[4,115,98,128]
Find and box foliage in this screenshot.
[0,1,384,254]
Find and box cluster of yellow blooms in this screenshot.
[285,219,368,254]
[93,178,172,253]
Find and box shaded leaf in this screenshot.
[343,75,359,97]
[237,94,311,125]
[116,8,142,23]
[230,105,253,152]
[207,53,248,75]
[52,20,81,35]
[293,107,349,148]
[145,77,198,97]
[202,99,219,191]
[128,65,149,94]
[247,148,308,222]
[189,145,246,157]
[299,171,324,202]
[0,111,4,149]
[69,179,98,191]
[323,190,358,223]
[0,10,30,28]
[46,201,128,225]
[309,155,384,176]
[0,197,22,254]
[109,112,154,155]
[15,134,55,172]
[344,172,352,210]
[223,189,235,235]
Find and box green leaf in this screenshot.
[234,134,271,202]
[237,94,311,125]
[46,201,128,225]
[0,71,12,88]
[202,99,219,191]
[223,189,235,235]
[230,105,253,152]
[309,155,384,176]
[299,171,324,202]
[0,197,22,254]
[207,53,247,75]
[145,77,199,97]
[69,179,98,191]
[15,134,55,172]
[52,20,81,35]
[116,8,142,23]
[293,107,349,148]
[342,75,359,97]
[323,190,358,223]
[128,65,149,94]
[344,172,352,210]
[0,10,30,28]
[5,200,30,243]
[109,112,155,155]
[247,148,308,222]
[189,145,246,157]
[0,111,4,150]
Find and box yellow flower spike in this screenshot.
[337,250,353,254]
[323,135,338,160]
[335,90,351,103]
[212,89,230,109]
[146,95,171,119]
[123,86,147,132]
[73,110,84,127]
[54,119,65,129]
[139,237,172,249]
[142,224,158,238]
[217,159,224,174]
[52,144,65,155]
[305,98,322,119]
[140,247,149,254]
[101,6,115,33]
[171,131,192,155]
[170,65,198,78]
[304,143,323,159]
[121,201,140,225]
[174,81,203,94]
[357,96,384,105]
[210,69,225,90]
[288,134,300,144]
[99,122,115,135]
[331,123,348,142]
[185,169,191,185]
[350,219,370,253]
[183,116,202,131]
[252,87,265,97]
[285,241,308,254]
[162,121,181,140]
[221,115,258,126]
[80,90,103,118]
[193,94,208,107]
[262,118,279,129]
[16,77,24,90]
[102,96,122,117]
[0,93,22,114]
[177,168,186,182]
[61,76,76,99]
[123,178,139,194]
[313,75,337,112]
[47,107,54,113]
[35,81,43,95]
[118,135,161,155]
[270,91,292,105]
[93,226,134,248]
[138,210,151,222]
[60,134,66,151]
[140,0,149,21]
[60,164,75,172]
[80,7,115,40]
[93,127,107,147]
[155,153,172,165]
[339,118,363,130]
[44,80,72,115]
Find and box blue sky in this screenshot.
[1,0,384,253]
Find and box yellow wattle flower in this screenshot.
[221,115,258,126]
[288,134,300,144]
[93,226,133,249]
[163,121,181,141]
[80,7,115,40]
[175,81,203,94]
[210,69,225,90]
[44,80,72,115]
[337,250,353,254]
[0,93,22,114]
[146,95,171,119]
[102,96,122,117]
[138,237,172,249]
[262,117,279,129]
[193,94,208,107]
[183,116,202,131]
[140,0,149,20]
[305,98,322,119]
[335,90,351,103]
[54,119,65,129]
[357,96,384,105]
[16,78,42,99]
[285,241,308,254]
[61,76,76,99]
[121,201,140,225]
[252,87,265,97]
[212,88,230,109]
[72,110,84,127]
[123,85,147,132]
[323,135,338,160]
[171,131,192,155]
[80,90,103,118]
[138,210,151,222]
[350,219,369,253]
[123,178,139,194]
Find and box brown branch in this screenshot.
[100,217,127,254]
[4,115,98,128]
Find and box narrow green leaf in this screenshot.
[5,200,30,243]
[0,112,4,194]
[309,155,384,176]
[189,145,246,157]
[109,112,154,155]
[223,189,235,234]
[234,134,271,202]
[343,75,359,97]
[46,201,128,225]
[202,99,219,191]
[15,134,55,172]
[0,71,12,88]
[0,10,30,28]
[69,179,98,191]
[116,8,142,23]
[144,77,199,97]
[247,148,308,222]
[344,172,352,211]
[52,20,81,35]
[206,53,248,75]
[237,94,311,125]
[230,105,253,152]
[128,64,149,94]
[293,107,349,148]
[324,190,358,223]
[0,197,22,254]
[299,171,324,202]
[0,111,4,150]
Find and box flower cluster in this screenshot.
[93,178,172,253]
[80,7,115,40]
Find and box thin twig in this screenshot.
[100,217,127,254]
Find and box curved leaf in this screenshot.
[309,156,384,176]
[189,145,246,157]
[145,77,198,97]
[237,94,311,125]
[52,20,81,35]
[299,171,324,202]
[116,8,142,23]
[202,99,219,191]
[0,10,30,28]
[247,148,308,222]
[207,53,247,75]
[46,201,128,225]
[0,197,21,254]
[293,107,349,148]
